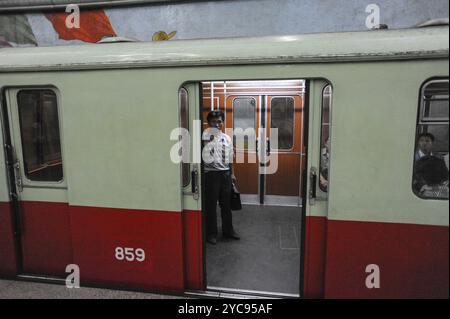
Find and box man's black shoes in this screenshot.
[207,232,240,244]
[223,232,240,240]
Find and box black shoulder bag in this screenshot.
[230,182,242,211]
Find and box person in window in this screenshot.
[319,138,330,191]
[414,155,449,198]
[202,110,240,245]
[415,132,438,161]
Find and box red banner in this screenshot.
[45,10,116,43]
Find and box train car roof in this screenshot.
[0,25,448,72]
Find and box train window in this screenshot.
[270,97,294,150]
[421,80,449,122]
[233,97,256,150]
[413,79,449,200]
[319,85,332,193]
[179,87,190,187]
[17,89,63,182]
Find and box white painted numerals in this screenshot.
[115,247,146,262]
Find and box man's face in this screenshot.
[418,136,433,154]
[208,116,223,130]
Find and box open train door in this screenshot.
[199,80,305,297]
[302,80,332,298]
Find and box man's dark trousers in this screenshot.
[205,170,234,238]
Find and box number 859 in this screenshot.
[115,247,145,262]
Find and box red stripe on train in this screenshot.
[69,205,185,292]
[1,201,448,297]
[21,201,72,276]
[0,202,18,276]
[303,216,449,299]
[0,201,203,292]
[182,210,204,290]
[303,216,327,298]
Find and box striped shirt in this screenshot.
[202,128,234,172]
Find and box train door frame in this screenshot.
[1,87,23,275]
[305,79,331,210]
[198,79,310,298]
[300,79,332,298]
[179,83,205,291]
[1,86,72,278]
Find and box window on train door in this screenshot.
[17,89,63,182]
[319,85,332,193]
[233,97,256,150]
[413,79,449,200]
[179,87,190,187]
[270,97,294,150]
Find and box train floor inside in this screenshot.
[206,204,301,296]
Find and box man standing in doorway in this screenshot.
[203,110,240,245]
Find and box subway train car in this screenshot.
[0,23,448,298]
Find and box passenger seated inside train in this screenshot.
[413,133,449,198]
[414,155,449,198]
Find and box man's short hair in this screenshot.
[418,132,435,142]
[207,110,225,123]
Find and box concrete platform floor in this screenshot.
[0,279,185,299]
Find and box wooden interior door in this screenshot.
[265,95,304,198]
[225,95,260,196]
